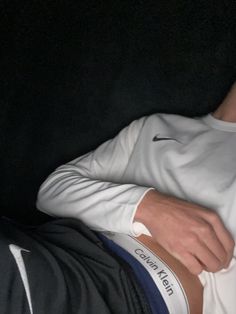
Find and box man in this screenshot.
[37,81,236,313]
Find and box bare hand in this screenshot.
[135,190,235,275]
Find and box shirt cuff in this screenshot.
[132,221,152,236]
[130,187,154,237]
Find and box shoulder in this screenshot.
[144,113,198,128]
[125,113,198,138]
[140,113,190,127]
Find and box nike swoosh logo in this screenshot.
[9,244,33,314]
[152,134,180,143]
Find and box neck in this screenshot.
[212,82,236,122]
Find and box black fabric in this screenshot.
[1,1,236,223]
[0,217,151,314]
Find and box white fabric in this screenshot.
[37,113,236,313]
[199,254,236,314]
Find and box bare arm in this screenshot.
[135,189,235,274]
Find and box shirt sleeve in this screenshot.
[36,116,153,235]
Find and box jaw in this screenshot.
[213,81,236,122]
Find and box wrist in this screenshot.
[134,189,162,226]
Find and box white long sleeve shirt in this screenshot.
[37,113,236,240]
[37,113,236,313]
[37,115,152,235]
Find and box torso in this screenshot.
[138,234,203,314]
[124,113,236,240]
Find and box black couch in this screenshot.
[1,1,236,224]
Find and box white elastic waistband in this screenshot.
[103,232,190,314]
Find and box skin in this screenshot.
[213,81,236,122]
[135,81,236,276]
[137,234,203,314]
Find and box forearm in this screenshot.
[134,189,234,274]
[37,164,150,234]
[37,117,149,233]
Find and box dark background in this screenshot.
[1,1,236,224]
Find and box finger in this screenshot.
[203,212,235,267]
[194,220,228,270]
[189,238,223,273]
[176,251,204,275]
